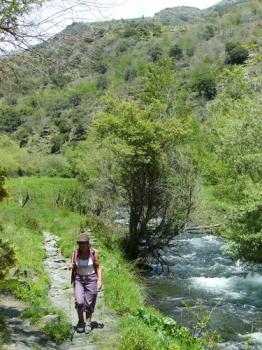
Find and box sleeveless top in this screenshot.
[76,257,95,275]
[70,248,98,284]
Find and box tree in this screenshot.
[83,97,195,262]
[205,95,262,262]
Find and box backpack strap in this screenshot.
[71,248,78,266]
[90,248,98,275]
[71,249,78,285]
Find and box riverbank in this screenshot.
[0,176,207,350]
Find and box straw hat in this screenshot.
[76,232,90,243]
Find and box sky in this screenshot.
[103,0,220,20]
[33,0,221,37]
[1,0,221,51]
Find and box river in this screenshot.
[145,233,262,349]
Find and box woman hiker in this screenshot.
[68,231,103,334]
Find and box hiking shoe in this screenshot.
[76,321,86,333]
[85,322,92,334]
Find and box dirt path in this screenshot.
[43,231,119,350]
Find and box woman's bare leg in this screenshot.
[77,308,85,323]
[85,312,92,323]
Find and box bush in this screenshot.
[39,155,72,177]
[0,167,9,201]
[168,44,183,60]
[191,66,217,100]
[96,75,108,90]
[123,68,136,81]
[0,239,16,279]
[119,315,162,350]
[94,63,107,74]
[0,104,22,132]
[225,42,249,65]
[148,45,163,62]
[50,134,66,154]
[202,25,215,41]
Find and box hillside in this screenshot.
[0,0,261,161]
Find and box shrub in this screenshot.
[69,93,81,107]
[96,75,108,90]
[0,104,22,132]
[225,42,249,65]
[50,134,66,154]
[169,44,183,60]
[0,239,16,280]
[191,66,217,100]
[123,68,136,81]
[202,25,215,41]
[94,63,107,74]
[0,167,9,201]
[148,45,163,62]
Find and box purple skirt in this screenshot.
[74,273,98,313]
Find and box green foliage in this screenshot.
[139,59,177,106]
[121,22,152,40]
[148,45,163,62]
[42,316,71,344]
[0,0,43,36]
[201,25,215,41]
[225,42,249,65]
[191,65,217,100]
[93,62,107,74]
[123,68,136,81]
[0,239,16,279]
[96,75,108,90]
[0,103,23,132]
[120,307,207,350]
[0,134,71,177]
[119,315,163,350]
[204,93,262,261]
[0,167,9,201]
[21,307,71,343]
[168,44,183,60]
[84,94,194,259]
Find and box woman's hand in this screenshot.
[97,279,102,291]
[68,262,74,270]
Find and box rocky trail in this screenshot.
[43,231,119,350]
[0,295,56,350]
[0,231,119,350]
